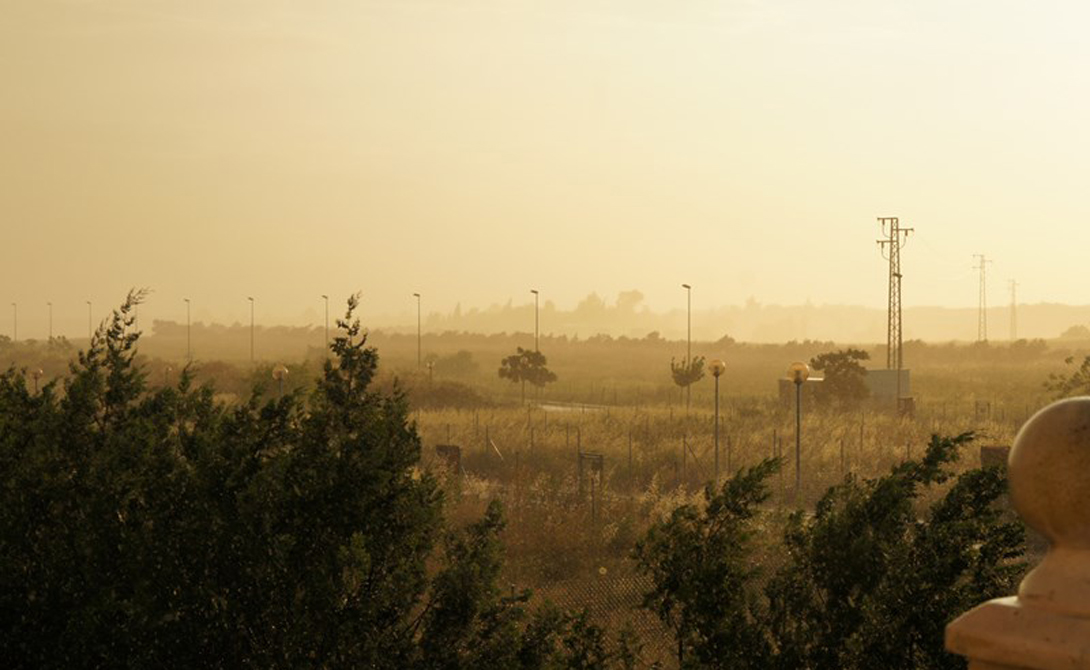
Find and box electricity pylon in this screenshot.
[877,217,912,371]
[1009,279,1019,341]
[974,255,992,342]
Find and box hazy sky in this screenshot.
[3,0,1089,338]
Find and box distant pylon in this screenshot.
[1009,279,1019,341]
[877,217,912,371]
[974,255,993,342]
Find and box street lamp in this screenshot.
[412,293,421,367]
[32,368,43,394]
[164,365,173,387]
[710,358,726,479]
[247,297,255,364]
[183,298,191,362]
[681,283,692,410]
[530,289,539,352]
[321,294,329,356]
[788,361,810,502]
[272,363,289,397]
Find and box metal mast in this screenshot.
[1009,279,1019,341]
[974,255,992,342]
[877,217,912,371]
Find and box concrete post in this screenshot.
[946,397,1090,668]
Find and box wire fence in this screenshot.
[534,565,676,669]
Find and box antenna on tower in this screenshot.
[973,254,993,342]
[877,217,912,411]
[1009,279,1019,341]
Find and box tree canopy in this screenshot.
[669,356,705,389]
[0,292,602,668]
[636,432,1024,669]
[809,348,870,406]
[498,347,558,403]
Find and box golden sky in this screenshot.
[2,1,1089,338]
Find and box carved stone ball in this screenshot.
[1009,397,1090,549]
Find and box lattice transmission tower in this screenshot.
[877,217,912,371]
[974,254,992,342]
[1009,279,1019,341]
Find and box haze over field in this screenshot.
[4,1,1090,338]
[5,5,1089,664]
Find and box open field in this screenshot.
[0,328,1067,667]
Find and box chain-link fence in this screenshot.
[533,564,676,669]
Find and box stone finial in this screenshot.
[946,397,1090,668]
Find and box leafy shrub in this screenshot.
[0,292,604,668]
[636,433,1024,669]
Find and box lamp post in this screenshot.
[413,293,421,367]
[321,294,329,356]
[164,365,173,387]
[47,302,52,342]
[86,301,92,341]
[32,368,42,394]
[247,297,255,364]
[788,361,810,502]
[184,298,191,362]
[681,283,692,410]
[710,358,726,480]
[272,364,288,397]
[530,289,539,352]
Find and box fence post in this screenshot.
[946,398,1090,667]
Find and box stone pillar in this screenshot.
[946,397,1090,668]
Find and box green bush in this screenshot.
[0,292,608,669]
[636,433,1025,669]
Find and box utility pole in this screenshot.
[321,294,329,356]
[877,217,912,408]
[530,289,539,352]
[412,293,421,366]
[184,298,191,361]
[973,255,992,342]
[1009,279,1019,341]
[681,283,692,411]
[247,297,255,364]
